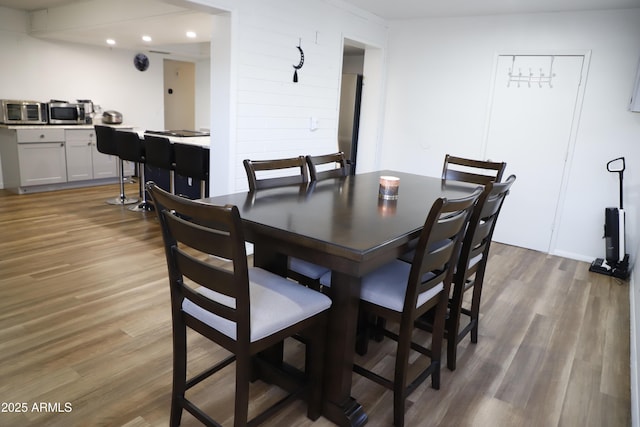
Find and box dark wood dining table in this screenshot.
[200,170,479,426]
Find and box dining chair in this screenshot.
[305,152,348,181]
[417,174,516,371]
[442,154,507,184]
[147,182,332,427]
[242,156,326,290]
[361,154,507,349]
[289,152,350,289]
[243,156,308,191]
[320,187,482,427]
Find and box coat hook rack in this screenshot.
[507,55,555,88]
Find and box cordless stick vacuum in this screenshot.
[589,157,631,279]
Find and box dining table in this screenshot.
[200,170,480,426]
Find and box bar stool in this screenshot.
[116,130,153,212]
[173,142,209,199]
[95,125,135,205]
[113,130,142,206]
[143,135,175,195]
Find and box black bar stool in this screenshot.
[95,125,135,205]
[118,130,152,211]
[143,135,175,195]
[108,130,140,205]
[173,142,209,199]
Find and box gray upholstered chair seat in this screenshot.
[184,267,331,342]
[289,257,330,280]
[320,260,443,313]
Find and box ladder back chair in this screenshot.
[417,174,516,370]
[243,156,308,191]
[305,152,348,181]
[147,182,331,427]
[320,187,482,427]
[442,154,507,184]
[243,156,326,290]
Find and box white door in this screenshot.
[164,59,195,130]
[484,55,585,253]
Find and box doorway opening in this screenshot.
[339,41,364,174]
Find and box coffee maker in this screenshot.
[77,99,95,124]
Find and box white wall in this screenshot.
[192,0,389,192]
[380,10,640,425]
[381,9,640,262]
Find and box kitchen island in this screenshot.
[143,129,211,199]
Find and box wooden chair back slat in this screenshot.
[305,152,348,181]
[442,154,507,184]
[243,156,308,190]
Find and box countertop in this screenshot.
[0,123,133,130]
[0,124,211,147]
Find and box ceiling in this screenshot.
[341,0,640,19]
[3,0,640,16]
[0,0,217,59]
[0,0,639,57]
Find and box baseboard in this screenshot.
[551,249,594,263]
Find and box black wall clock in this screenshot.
[134,53,150,71]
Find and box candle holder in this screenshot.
[379,175,400,200]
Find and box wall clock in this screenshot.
[134,53,150,71]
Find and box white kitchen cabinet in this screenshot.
[0,126,137,194]
[16,129,67,187]
[18,143,67,186]
[65,129,117,181]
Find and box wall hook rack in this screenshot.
[507,55,556,88]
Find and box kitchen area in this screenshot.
[0,0,215,193]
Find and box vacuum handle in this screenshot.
[607,157,625,173]
[607,156,625,209]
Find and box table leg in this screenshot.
[322,271,368,427]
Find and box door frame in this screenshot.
[338,34,386,174]
[481,50,591,256]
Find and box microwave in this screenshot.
[0,100,48,125]
[48,102,87,125]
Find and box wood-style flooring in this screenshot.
[0,184,631,426]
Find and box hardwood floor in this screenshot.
[0,184,631,426]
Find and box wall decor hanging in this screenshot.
[293,39,304,82]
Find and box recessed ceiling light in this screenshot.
[186,31,197,39]
[142,35,152,42]
[106,39,116,45]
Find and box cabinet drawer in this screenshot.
[17,129,65,143]
[65,129,96,142]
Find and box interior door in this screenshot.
[163,59,195,130]
[484,55,585,253]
